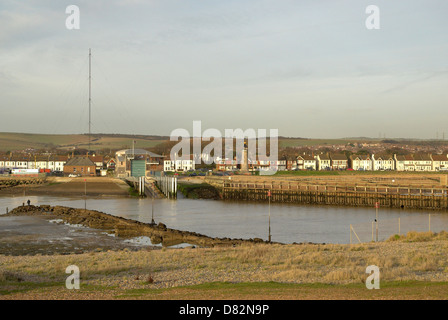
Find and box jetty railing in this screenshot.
[154,175,178,199]
[219,180,448,210]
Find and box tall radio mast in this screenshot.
[88,48,92,154]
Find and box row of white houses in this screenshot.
[0,155,110,173]
[350,154,448,172]
[215,153,448,172]
[163,159,196,172]
[3,152,447,174]
[0,156,68,172]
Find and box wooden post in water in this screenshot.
[151,197,155,225]
[350,224,352,244]
[268,189,271,243]
[375,201,379,242]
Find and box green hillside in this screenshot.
[0,132,167,152]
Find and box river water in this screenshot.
[1,194,447,244]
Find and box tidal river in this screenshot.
[1,194,447,244]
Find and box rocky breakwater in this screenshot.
[6,205,276,248]
[0,178,45,190]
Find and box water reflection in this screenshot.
[0,195,447,244]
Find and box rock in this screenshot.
[150,235,162,244]
[157,222,167,231]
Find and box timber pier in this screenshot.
[204,176,448,210]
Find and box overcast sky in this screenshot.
[1,0,447,139]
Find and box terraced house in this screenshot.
[296,155,317,170]
[329,154,348,170]
[371,154,395,171]
[350,154,372,171]
[163,155,196,172]
[394,155,413,171]
[413,154,433,171]
[0,154,67,172]
[26,155,68,172]
[215,158,238,171]
[394,154,433,171]
[315,154,331,170]
[431,154,448,171]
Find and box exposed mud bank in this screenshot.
[5,205,277,248]
[0,177,130,197]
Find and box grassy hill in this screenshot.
[0,132,168,152]
[2,132,428,153]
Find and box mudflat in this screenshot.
[0,214,155,256]
[0,177,130,197]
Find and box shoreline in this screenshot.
[0,214,160,256]
[2,204,279,252]
[0,176,132,198]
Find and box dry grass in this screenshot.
[2,231,448,299]
[387,230,448,242]
[2,233,448,290]
[0,270,23,282]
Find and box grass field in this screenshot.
[3,280,448,300]
[114,281,448,300]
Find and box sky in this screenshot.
[0,0,447,139]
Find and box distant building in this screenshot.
[115,148,165,178]
[50,156,68,172]
[63,157,96,176]
[285,158,297,171]
[315,154,331,170]
[296,155,316,170]
[216,158,238,171]
[372,154,395,171]
[350,154,372,171]
[252,156,272,172]
[89,155,104,171]
[164,155,195,172]
[115,155,126,177]
[394,155,413,171]
[0,154,67,172]
[330,154,348,170]
[412,154,433,171]
[276,159,287,171]
[431,154,448,171]
[105,157,116,170]
[394,154,433,171]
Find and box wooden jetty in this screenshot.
[206,177,448,210]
